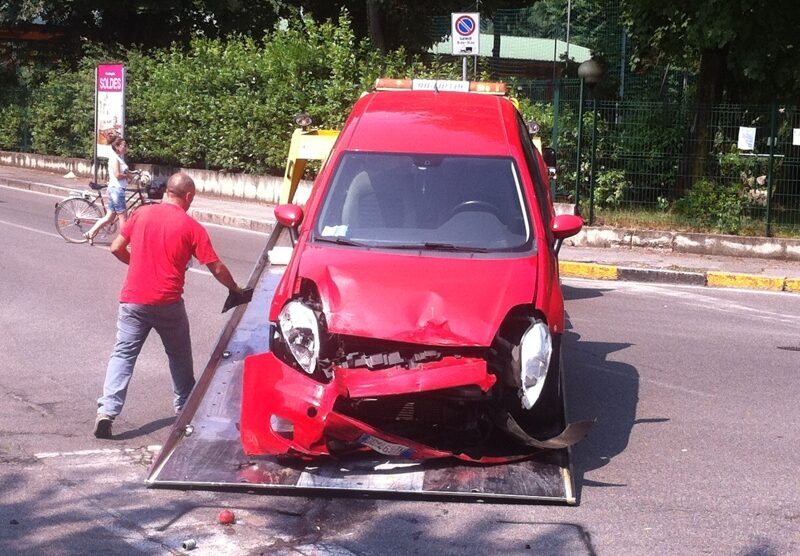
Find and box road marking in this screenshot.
[0,217,223,279]
[0,183,66,198]
[566,276,800,303]
[582,361,716,398]
[0,218,62,239]
[3,184,271,235]
[35,446,161,459]
[616,281,800,326]
[203,220,269,235]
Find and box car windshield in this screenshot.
[314,152,532,252]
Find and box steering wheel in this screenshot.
[448,200,504,220]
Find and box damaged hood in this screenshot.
[297,244,538,346]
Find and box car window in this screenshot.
[516,118,552,231]
[314,152,532,253]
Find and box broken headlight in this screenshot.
[519,321,552,409]
[278,301,320,374]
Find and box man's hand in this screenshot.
[222,287,254,313]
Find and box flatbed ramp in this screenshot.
[146,228,578,504]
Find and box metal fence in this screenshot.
[518,79,800,236]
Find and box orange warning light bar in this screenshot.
[374,78,507,95]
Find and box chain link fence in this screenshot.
[550,89,800,236]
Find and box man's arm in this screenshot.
[206,260,242,293]
[110,234,130,264]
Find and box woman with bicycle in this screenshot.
[84,136,137,244]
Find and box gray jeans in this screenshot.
[97,301,195,417]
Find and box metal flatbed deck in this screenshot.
[145,227,578,504]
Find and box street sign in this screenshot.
[451,12,480,56]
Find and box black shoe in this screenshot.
[93,414,114,439]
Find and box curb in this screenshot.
[559,261,800,294]
[0,176,75,198]
[187,208,274,233]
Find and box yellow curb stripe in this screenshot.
[559,261,619,280]
[785,278,800,293]
[706,272,785,291]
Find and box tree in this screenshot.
[623,0,800,103]
[622,0,800,190]
[293,1,525,55]
[1,1,283,56]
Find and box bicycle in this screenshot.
[54,170,164,244]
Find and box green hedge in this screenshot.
[4,12,454,174]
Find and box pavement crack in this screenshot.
[5,390,55,417]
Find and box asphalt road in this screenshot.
[1,185,799,555]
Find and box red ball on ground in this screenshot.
[218,509,235,525]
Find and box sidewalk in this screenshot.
[3,164,800,293]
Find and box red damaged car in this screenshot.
[240,79,588,463]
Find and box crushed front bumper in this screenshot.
[239,351,514,463]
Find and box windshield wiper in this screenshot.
[315,236,369,247]
[386,242,489,253]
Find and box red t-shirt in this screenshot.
[119,203,219,304]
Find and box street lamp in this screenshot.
[574,59,603,217]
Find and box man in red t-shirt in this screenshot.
[94,172,243,439]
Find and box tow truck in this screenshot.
[146,79,587,504]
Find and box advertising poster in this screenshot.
[95,64,125,161]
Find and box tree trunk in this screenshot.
[366,0,386,53]
[679,47,726,196]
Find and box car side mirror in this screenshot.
[551,214,583,256]
[274,204,304,244]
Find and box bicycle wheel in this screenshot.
[54,197,103,243]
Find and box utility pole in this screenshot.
[474,0,480,79]
[565,0,571,66]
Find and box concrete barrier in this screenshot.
[0,150,313,205]
[567,226,800,262]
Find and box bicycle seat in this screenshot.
[89,182,107,191]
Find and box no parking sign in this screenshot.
[451,12,480,56]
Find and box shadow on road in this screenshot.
[563,328,641,500]
[562,283,611,301]
[114,416,175,440]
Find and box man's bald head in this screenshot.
[165,173,196,210]
[167,173,196,197]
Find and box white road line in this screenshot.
[614,281,800,326]
[0,218,62,239]
[35,446,161,459]
[203,220,269,235]
[582,361,716,398]
[564,276,792,298]
[0,216,221,278]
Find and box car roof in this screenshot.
[340,90,517,157]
